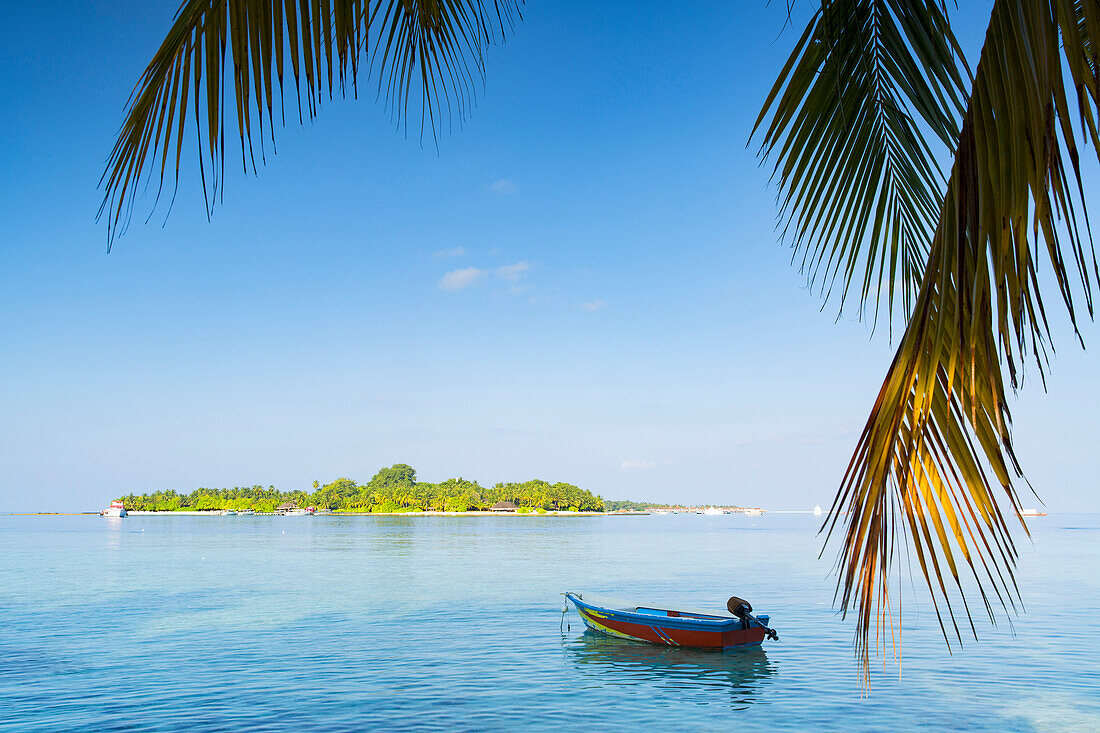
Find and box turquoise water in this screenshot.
[1,513,1097,731]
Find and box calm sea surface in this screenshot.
[1,513,1097,731]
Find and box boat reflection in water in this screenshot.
[564,630,775,710]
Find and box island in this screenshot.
[118,464,608,514]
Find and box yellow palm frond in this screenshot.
[98,0,520,247]
[760,0,1100,681]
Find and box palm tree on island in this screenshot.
[100,0,1100,678]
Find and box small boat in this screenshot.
[238,509,254,516]
[813,505,823,516]
[220,509,237,516]
[101,500,127,518]
[564,593,777,649]
[1021,508,1047,517]
[276,501,315,516]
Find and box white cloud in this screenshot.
[439,267,484,291]
[620,459,656,471]
[434,246,466,258]
[496,261,532,281]
[487,179,517,195]
[580,299,607,311]
[439,261,533,293]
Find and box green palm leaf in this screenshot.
[98,0,520,247]
[753,0,970,328]
[759,0,1100,680]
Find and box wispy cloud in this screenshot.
[487,179,517,195]
[496,261,532,282]
[434,246,466,258]
[580,299,607,312]
[439,261,532,294]
[439,267,484,291]
[620,459,656,471]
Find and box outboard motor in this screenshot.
[727,596,779,641]
[726,596,753,622]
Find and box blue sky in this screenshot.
[1,2,1096,512]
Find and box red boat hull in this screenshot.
[570,596,768,649]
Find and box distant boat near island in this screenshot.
[1021,508,1048,517]
[277,502,316,516]
[101,500,126,518]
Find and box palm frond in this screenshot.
[753,0,970,329]
[98,0,521,247]
[785,0,1100,681]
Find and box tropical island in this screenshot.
[119,464,608,514]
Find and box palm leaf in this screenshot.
[98,0,520,247]
[760,0,1100,681]
[753,0,971,329]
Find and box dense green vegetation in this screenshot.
[120,464,605,513]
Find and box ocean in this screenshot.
[1,513,1097,731]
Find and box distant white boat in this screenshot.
[238,509,254,516]
[220,509,237,516]
[814,505,823,516]
[276,502,315,516]
[101,500,127,518]
[1021,508,1047,517]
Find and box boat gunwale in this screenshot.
[565,592,764,632]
